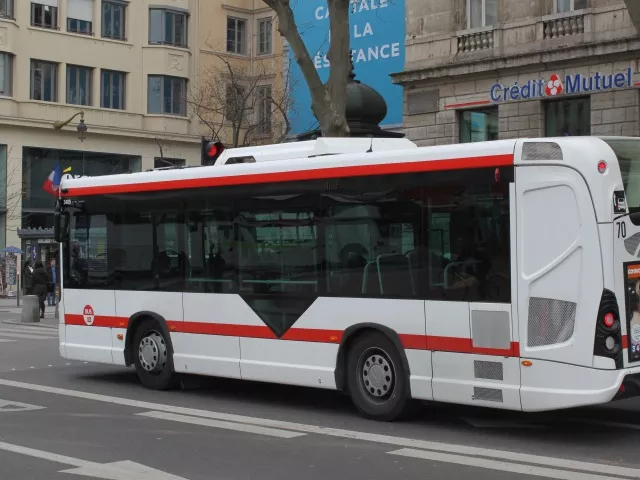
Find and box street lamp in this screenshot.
[53,111,88,142]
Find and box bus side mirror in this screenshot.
[54,212,70,243]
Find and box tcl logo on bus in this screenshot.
[83,305,95,326]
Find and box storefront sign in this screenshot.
[490,68,634,103]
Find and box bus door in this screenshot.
[515,164,603,411]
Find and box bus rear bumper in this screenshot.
[611,371,640,401]
[520,360,640,412]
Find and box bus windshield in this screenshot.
[602,137,640,214]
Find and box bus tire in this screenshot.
[346,331,410,421]
[132,318,178,391]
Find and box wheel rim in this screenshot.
[356,347,396,405]
[138,331,168,374]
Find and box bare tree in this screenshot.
[153,119,185,168]
[189,47,295,147]
[263,0,351,138]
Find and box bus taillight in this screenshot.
[603,312,615,328]
[593,289,623,369]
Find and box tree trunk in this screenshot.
[265,0,351,137]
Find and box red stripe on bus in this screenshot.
[64,314,127,328]
[61,154,514,197]
[170,321,276,339]
[64,315,520,356]
[281,328,344,343]
[622,335,628,349]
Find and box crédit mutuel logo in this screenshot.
[490,68,634,103]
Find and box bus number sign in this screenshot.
[83,305,95,326]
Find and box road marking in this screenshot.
[0,338,15,343]
[0,332,57,340]
[0,325,58,334]
[0,441,187,480]
[138,411,305,438]
[0,379,637,478]
[388,449,626,480]
[0,399,45,412]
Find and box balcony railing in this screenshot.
[543,14,585,39]
[457,29,494,53]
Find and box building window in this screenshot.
[256,85,272,134]
[67,0,93,34]
[467,0,497,28]
[154,157,185,168]
[459,108,498,143]
[30,60,58,102]
[258,18,272,55]
[225,84,246,121]
[67,65,92,106]
[101,69,125,110]
[545,97,590,137]
[148,75,186,116]
[227,17,246,54]
[149,8,187,47]
[0,53,13,96]
[0,0,14,20]
[31,2,58,29]
[102,0,125,40]
[555,0,587,13]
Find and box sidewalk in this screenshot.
[0,297,59,328]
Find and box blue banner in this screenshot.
[288,0,406,134]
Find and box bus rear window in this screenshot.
[602,138,640,216]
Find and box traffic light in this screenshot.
[202,139,225,165]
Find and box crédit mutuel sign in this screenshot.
[490,68,634,102]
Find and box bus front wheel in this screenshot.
[132,319,178,390]
[346,331,410,421]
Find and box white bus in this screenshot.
[54,136,640,421]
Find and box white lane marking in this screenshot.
[0,332,57,340]
[0,441,187,480]
[0,399,45,412]
[388,449,626,480]
[0,338,15,343]
[0,441,92,468]
[0,379,637,478]
[138,411,305,438]
[0,325,58,334]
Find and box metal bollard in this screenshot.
[21,295,40,323]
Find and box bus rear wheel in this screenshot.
[132,319,178,390]
[346,331,410,421]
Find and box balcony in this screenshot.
[402,4,636,74]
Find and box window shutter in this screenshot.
[67,0,93,22]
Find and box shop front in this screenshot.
[394,57,640,146]
[19,146,142,261]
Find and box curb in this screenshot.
[1,319,58,329]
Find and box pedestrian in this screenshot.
[46,257,59,306]
[22,259,33,296]
[32,260,48,319]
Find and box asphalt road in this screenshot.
[0,319,639,480]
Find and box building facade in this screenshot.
[0,0,206,265]
[196,0,285,148]
[392,0,640,146]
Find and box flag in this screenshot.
[42,164,62,197]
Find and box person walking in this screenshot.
[23,259,33,295]
[32,261,48,319]
[46,258,59,306]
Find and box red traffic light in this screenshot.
[205,141,224,158]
